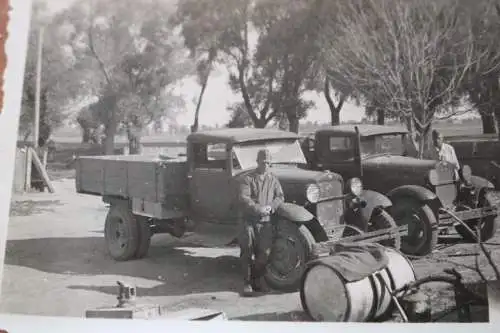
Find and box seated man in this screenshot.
[237,149,284,296]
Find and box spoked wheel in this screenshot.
[455,190,500,243]
[391,198,438,256]
[344,208,401,250]
[368,209,401,250]
[264,219,315,292]
[104,203,151,261]
[340,224,365,238]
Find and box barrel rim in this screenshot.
[300,261,352,322]
[384,246,417,279]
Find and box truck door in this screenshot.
[188,142,233,223]
[316,134,358,179]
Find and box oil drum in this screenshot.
[300,247,416,322]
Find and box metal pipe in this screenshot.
[439,208,479,242]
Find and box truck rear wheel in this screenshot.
[134,216,152,259]
[264,219,315,292]
[105,203,142,261]
[345,208,401,250]
[390,198,438,256]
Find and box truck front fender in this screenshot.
[276,202,314,223]
[274,203,327,243]
[358,189,393,222]
[470,175,495,190]
[387,185,437,203]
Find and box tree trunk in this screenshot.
[324,79,344,125]
[479,111,497,134]
[127,124,142,155]
[330,109,340,126]
[404,116,420,157]
[82,127,91,143]
[254,118,267,128]
[496,109,500,141]
[23,130,31,142]
[288,114,300,133]
[417,126,432,159]
[128,136,141,154]
[191,72,210,133]
[104,106,117,155]
[376,109,385,125]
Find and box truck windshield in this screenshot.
[360,134,405,157]
[233,140,307,170]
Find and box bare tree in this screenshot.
[462,0,500,136]
[321,0,482,157]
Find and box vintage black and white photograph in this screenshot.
[3,0,500,323]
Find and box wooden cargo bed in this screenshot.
[75,155,188,203]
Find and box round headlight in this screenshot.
[347,177,363,196]
[306,183,320,203]
[462,165,472,183]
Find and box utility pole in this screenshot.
[34,26,44,148]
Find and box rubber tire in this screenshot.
[345,208,401,250]
[455,191,500,243]
[134,216,152,259]
[390,198,438,256]
[369,209,401,250]
[104,203,140,261]
[264,219,316,293]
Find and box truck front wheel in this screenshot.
[264,219,315,292]
[104,203,149,261]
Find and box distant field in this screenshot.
[47,123,485,145]
[434,124,483,137]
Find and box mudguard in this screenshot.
[387,184,437,203]
[276,202,314,223]
[470,175,495,190]
[358,189,393,222]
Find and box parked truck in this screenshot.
[301,124,499,256]
[75,128,407,292]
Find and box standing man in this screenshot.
[238,148,285,297]
[426,129,461,176]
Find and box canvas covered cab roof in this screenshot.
[315,124,408,137]
[187,128,300,144]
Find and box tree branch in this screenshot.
[87,24,113,87]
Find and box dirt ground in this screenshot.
[1,169,498,322]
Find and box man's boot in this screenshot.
[252,263,270,293]
[242,265,254,297]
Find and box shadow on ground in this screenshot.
[4,236,241,297]
[230,306,489,322]
[431,305,489,322]
[9,200,63,217]
[231,310,311,321]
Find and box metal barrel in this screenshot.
[300,247,416,322]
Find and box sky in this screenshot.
[43,0,365,128]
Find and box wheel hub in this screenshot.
[110,219,128,249]
[398,209,427,248]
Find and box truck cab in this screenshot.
[302,124,499,256]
